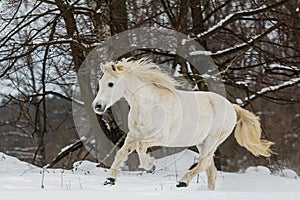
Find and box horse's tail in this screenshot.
[233,104,274,157]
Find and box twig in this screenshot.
[41,167,46,189]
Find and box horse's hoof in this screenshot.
[176,182,187,188]
[103,178,115,186]
[146,165,156,174]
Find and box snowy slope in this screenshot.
[0,151,299,200]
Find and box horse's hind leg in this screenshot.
[179,130,231,189]
[177,150,215,189]
[206,159,217,190]
[105,134,137,185]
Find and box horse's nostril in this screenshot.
[95,103,102,111]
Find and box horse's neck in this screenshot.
[123,79,171,109]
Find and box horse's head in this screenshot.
[92,62,127,115]
[92,58,179,115]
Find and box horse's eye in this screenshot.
[108,82,114,87]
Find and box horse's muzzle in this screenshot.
[94,102,106,114]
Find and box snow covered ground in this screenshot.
[0,150,299,200]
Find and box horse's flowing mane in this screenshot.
[101,58,180,93]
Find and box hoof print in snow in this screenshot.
[176,182,187,187]
[103,178,115,186]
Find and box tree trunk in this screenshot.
[190,0,207,48]
[108,0,128,35]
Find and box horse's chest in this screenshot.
[128,106,168,138]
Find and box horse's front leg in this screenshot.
[104,134,137,185]
[136,142,155,172]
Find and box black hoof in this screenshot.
[103,178,115,186]
[146,165,156,174]
[176,182,187,188]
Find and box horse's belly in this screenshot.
[165,132,206,147]
[164,115,212,147]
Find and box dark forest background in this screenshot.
[0,0,299,174]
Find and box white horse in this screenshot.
[92,58,273,190]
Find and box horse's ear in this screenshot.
[116,65,124,71]
[111,64,124,71]
[111,64,116,71]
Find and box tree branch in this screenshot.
[243,77,300,106]
[196,0,290,39]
